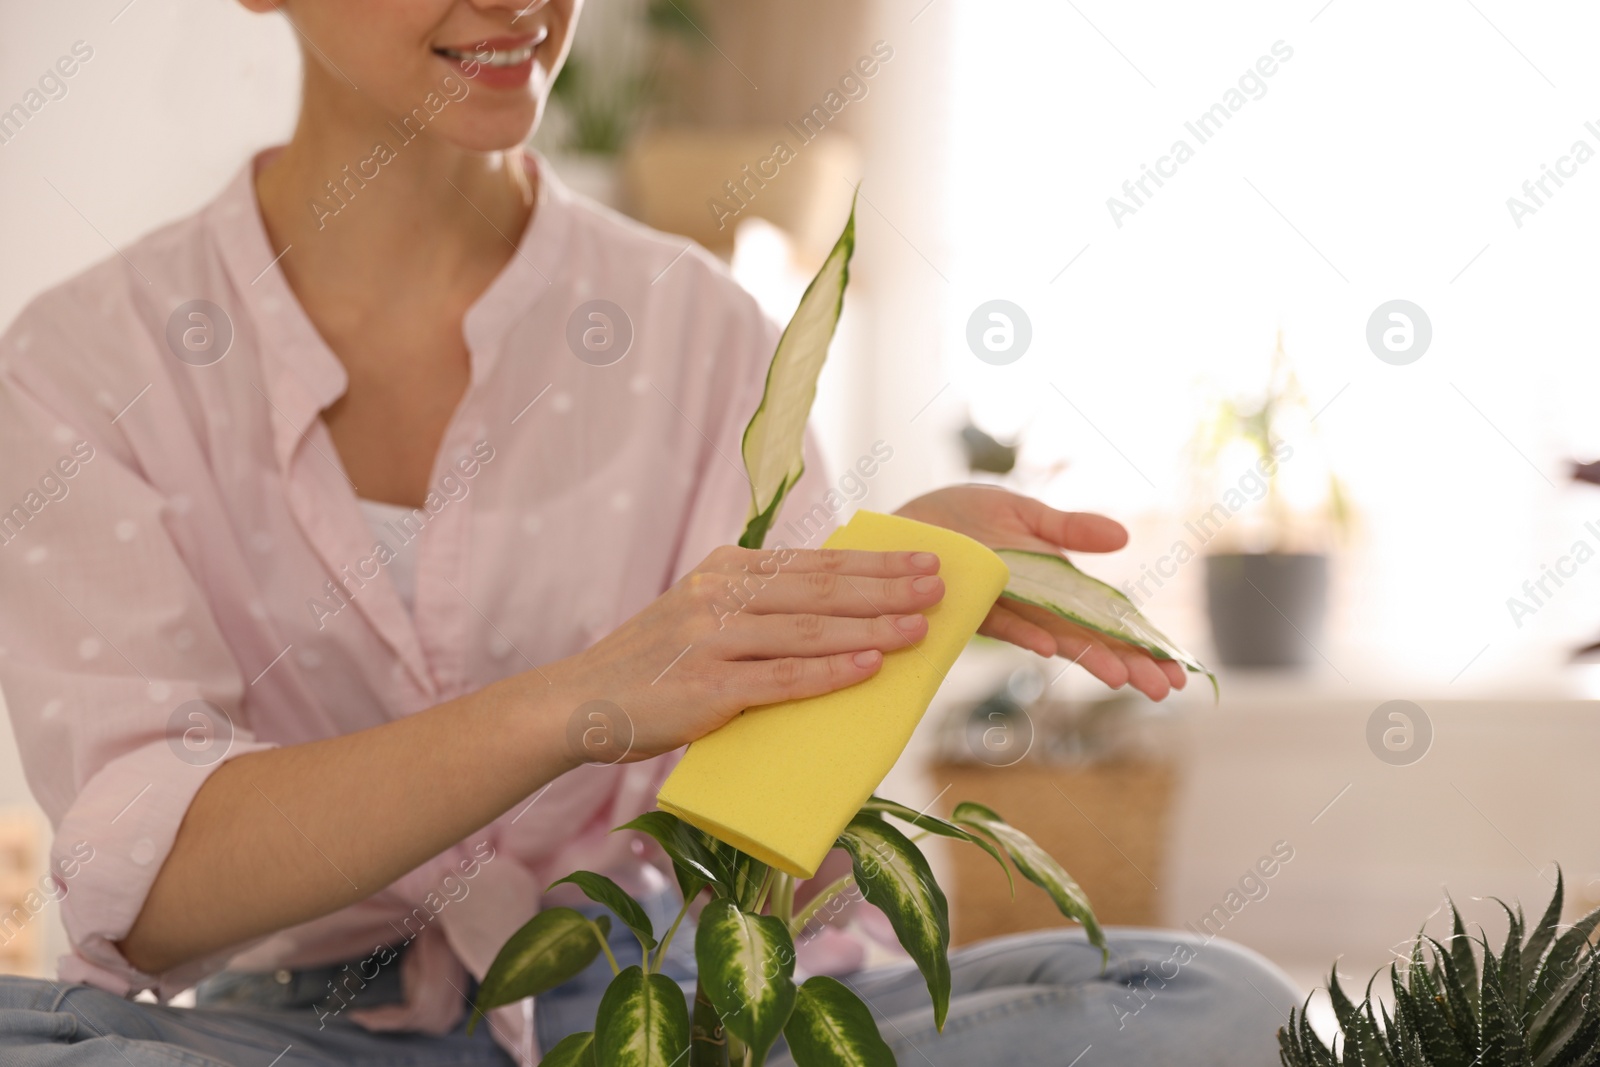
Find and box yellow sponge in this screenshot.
[657,510,1010,878]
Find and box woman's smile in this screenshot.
[432,29,549,90]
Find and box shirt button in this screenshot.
[274,969,293,985]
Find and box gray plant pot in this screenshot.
[1203,553,1329,669]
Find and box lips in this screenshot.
[432,30,548,89]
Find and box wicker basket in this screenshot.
[0,809,43,976]
[930,691,1179,946]
[932,760,1176,944]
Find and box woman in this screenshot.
[0,1,1299,1063]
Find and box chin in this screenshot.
[435,107,544,154]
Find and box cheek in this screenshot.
[294,3,446,103]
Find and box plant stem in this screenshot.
[752,868,777,914]
[590,920,621,976]
[652,894,694,973]
[690,977,730,1067]
[788,873,856,937]
[772,874,796,926]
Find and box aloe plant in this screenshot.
[1280,869,1600,1067]
[475,199,1210,1065]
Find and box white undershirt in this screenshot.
[357,498,420,615]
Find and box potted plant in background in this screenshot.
[470,202,1213,1066]
[533,0,707,206]
[1194,331,1351,669]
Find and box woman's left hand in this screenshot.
[895,485,1187,700]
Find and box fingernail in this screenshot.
[910,552,939,570]
[854,650,882,668]
[912,575,942,594]
[895,614,925,633]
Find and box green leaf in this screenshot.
[783,976,897,1067]
[1426,935,1479,1051]
[690,977,732,1067]
[472,908,611,1032]
[737,194,856,550]
[1393,977,1465,1067]
[950,801,1106,960]
[1282,994,1336,1067]
[1536,970,1600,1067]
[695,899,798,1067]
[542,1031,599,1067]
[1522,869,1564,985]
[834,814,951,1031]
[1529,895,1600,1022]
[860,796,1013,895]
[551,871,657,954]
[1326,967,1384,1065]
[596,966,691,1067]
[1480,948,1522,1065]
[1443,897,1480,1016]
[1492,897,1525,1020]
[707,838,770,910]
[993,548,1216,696]
[619,811,721,901]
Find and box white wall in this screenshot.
[0,2,300,328]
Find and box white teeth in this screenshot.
[441,45,535,67]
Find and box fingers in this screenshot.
[994,599,1194,699]
[728,649,886,708]
[727,571,945,618]
[728,611,928,659]
[1051,629,1132,690]
[706,545,941,580]
[1118,649,1172,700]
[1158,659,1188,689]
[978,603,1056,658]
[1020,499,1129,554]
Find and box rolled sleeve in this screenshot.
[0,358,275,997]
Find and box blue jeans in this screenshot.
[0,909,1299,1066]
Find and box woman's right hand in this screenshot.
[543,545,946,765]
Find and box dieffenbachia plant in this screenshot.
[475,195,1206,1065]
[474,796,1099,1067]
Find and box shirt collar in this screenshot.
[205,147,575,473]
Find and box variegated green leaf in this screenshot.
[707,837,770,910]
[738,195,856,550]
[471,908,610,1033]
[783,976,896,1067]
[951,801,1105,960]
[861,796,1013,895]
[551,871,657,953]
[618,811,720,901]
[834,814,950,1031]
[995,548,1216,697]
[595,966,691,1067]
[542,1031,598,1067]
[695,899,797,1067]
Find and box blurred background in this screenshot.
[5,0,1600,1041]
